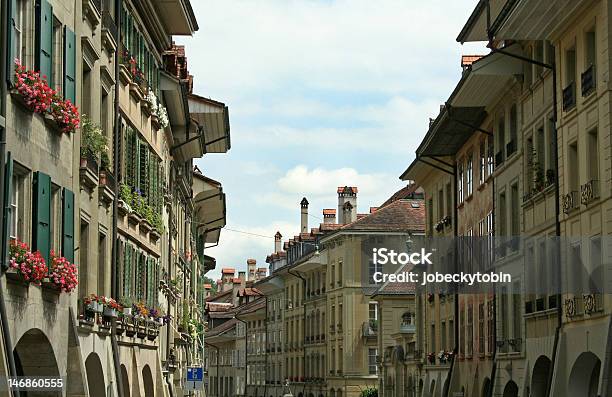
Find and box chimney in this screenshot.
[247,259,256,280]
[238,271,246,287]
[342,202,355,224]
[300,197,309,233]
[337,186,357,224]
[323,209,336,224]
[274,231,282,253]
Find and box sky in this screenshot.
[176,0,486,280]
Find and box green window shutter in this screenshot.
[63,26,76,104]
[32,171,51,264]
[61,188,74,262]
[2,153,13,269]
[7,0,18,81]
[35,0,53,83]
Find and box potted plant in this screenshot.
[118,184,133,216]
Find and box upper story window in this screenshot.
[458,162,464,203]
[12,0,25,63]
[496,114,505,165]
[479,140,486,185]
[508,105,518,156]
[582,25,596,97]
[487,136,494,176]
[466,154,473,197]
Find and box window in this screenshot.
[511,184,519,241]
[487,136,494,175]
[368,302,378,321]
[438,189,444,219]
[50,183,61,253]
[565,46,576,86]
[466,155,473,196]
[478,303,485,355]
[458,162,464,202]
[12,0,25,63]
[431,323,436,354]
[82,63,92,118]
[585,27,596,68]
[98,233,107,294]
[427,198,433,234]
[368,348,378,375]
[524,45,533,86]
[509,105,517,156]
[497,114,505,164]
[9,168,28,241]
[568,142,579,192]
[487,301,494,354]
[545,41,555,66]
[534,41,544,77]
[498,192,507,257]
[479,140,486,184]
[512,281,521,345]
[79,220,89,294]
[587,129,598,181]
[441,321,447,351]
[446,183,452,216]
[52,17,62,91]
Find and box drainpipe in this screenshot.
[0,0,18,394]
[110,1,125,396]
[263,296,269,396]
[487,172,496,397]
[287,267,306,396]
[166,204,174,395]
[205,341,220,397]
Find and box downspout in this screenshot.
[205,341,220,397]
[288,267,306,396]
[451,162,459,397]
[110,1,125,396]
[166,205,174,397]
[0,0,18,394]
[263,296,269,396]
[488,170,496,397]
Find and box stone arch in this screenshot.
[120,364,130,397]
[13,328,60,397]
[430,379,436,397]
[568,351,601,397]
[481,377,491,397]
[330,388,336,397]
[142,364,154,397]
[502,380,518,397]
[85,352,106,397]
[531,355,552,397]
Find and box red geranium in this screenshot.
[13,59,54,113]
[8,239,48,285]
[49,93,80,133]
[49,251,78,293]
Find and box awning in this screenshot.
[171,120,205,161]
[255,276,285,294]
[202,255,216,272]
[193,173,226,245]
[493,0,591,40]
[154,0,198,35]
[188,94,231,154]
[456,0,514,43]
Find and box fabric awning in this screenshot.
[193,173,226,245]
[188,94,231,154]
[171,120,205,161]
[456,0,512,43]
[493,0,590,40]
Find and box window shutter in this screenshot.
[63,26,76,104]
[32,171,51,264]
[35,0,53,82]
[61,188,74,262]
[7,0,18,81]
[2,153,13,269]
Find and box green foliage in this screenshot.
[81,115,109,167]
[120,184,132,204]
[360,387,378,397]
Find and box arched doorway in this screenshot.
[531,355,552,397]
[85,353,106,397]
[142,364,154,397]
[13,328,60,397]
[481,377,491,397]
[121,364,130,397]
[568,351,601,397]
[503,381,518,397]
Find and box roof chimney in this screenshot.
[274,231,282,253]
[342,201,355,224]
[300,197,309,233]
[323,209,336,224]
[247,259,256,280]
[337,186,357,224]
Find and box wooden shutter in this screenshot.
[33,171,51,264]
[35,0,53,82]
[63,26,76,103]
[61,188,74,262]
[7,0,18,81]
[2,153,13,269]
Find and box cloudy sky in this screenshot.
[176,0,486,279]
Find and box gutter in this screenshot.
[0,0,18,393]
[110,2,126,396]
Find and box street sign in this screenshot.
[184,367,204,391]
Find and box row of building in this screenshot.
[0,0,229,395]
[203,0,611,396]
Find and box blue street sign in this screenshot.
[187,367,204,382]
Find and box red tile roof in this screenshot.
[339,199,425,232]
[323,209,336,215]
[380,183,424,208]
[374,264,417,295]
[337,186,358,194]
[461,55,484,67]
[221,268,235,274]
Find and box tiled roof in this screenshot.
[238,298,266,315]
[374,264,417,295]
[238,288,263,297]
[205,318,238,337]
[461,55,484,67]
[205,302,233,312]
[380,183,424,208]
[323,209,336,215]
[221,268,235,274]
[232,278,242,284]
[340,199,425,232]
[337,186,358,194]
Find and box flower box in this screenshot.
[5,268,27,284]
[119,64,131,85]
[9,89,36,113]
[41,278,61,294]
[118,200,131,217]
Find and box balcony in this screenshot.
[581,64,596,97]
[82,0,102,27]
[101,11,118,53]
[580,179,599,206]
[79,151,99,191]
[495,151,504,167]
[399,322,416,334]
[562,82,576,111]
[506,140,516,157]
[361,320,378,338]
[98,170,116,206]
[562,191,579,214]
